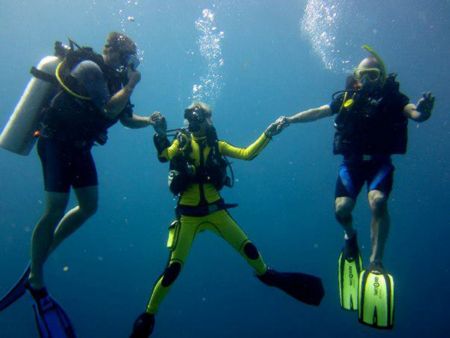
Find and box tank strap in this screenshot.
[30,67,58,85]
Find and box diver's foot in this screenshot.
[342,233,359,260]
[367,260,384,273]
[25,283,49,301]
[130,312,155,338]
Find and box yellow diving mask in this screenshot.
[354,67,382,82]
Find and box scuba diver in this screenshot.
[0,32,156,336]
[129,102,325,337]
[278,45,434,329]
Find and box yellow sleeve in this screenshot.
[218,132,270,160]
[159,139,181,161]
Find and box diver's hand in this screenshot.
[265,117,285,138]
[277,116,291,129]
[177,131,190,150]
[416,92,434,121]
[126,68,141,90]
[151,111,167,135]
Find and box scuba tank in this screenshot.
[0,55,60,155]
[0,39,106,155]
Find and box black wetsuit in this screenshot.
[38,60,131,192]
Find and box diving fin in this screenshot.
[32,294,77,338]
[257,268,325,306]
[358,264,394,329]
[0,264,31,312]
[338,251,362,311]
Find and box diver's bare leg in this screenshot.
[335,196,356,239]
[49,185,98,254]
[29,192,69,289]
[368,190,390,264]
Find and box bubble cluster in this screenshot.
[301,0,351,72]
[192,9,225,104]
[117,0,140,33]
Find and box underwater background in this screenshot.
[0,0,449,337]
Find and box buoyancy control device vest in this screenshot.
[333,74,409,156]
[39,40,131,146]
[164,128,233,196]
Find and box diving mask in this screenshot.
[354,67,381,82]
[184,107,208,123]
[123,53,140,70]
[184,107,209,133]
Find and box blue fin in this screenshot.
[0,264,30,312]
[32,295,77,338]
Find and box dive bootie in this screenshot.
[31,289,77,338]
[358,262,394,329]
[130,312,155,338]
[338,234,362,311]
[257,268,324,306]
[0,264,31,312]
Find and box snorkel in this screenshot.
[361,44,387,84]
[352,45,388,95]
[354,45,387,85]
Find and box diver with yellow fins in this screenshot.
[129,103,325,337]
[278,45,434,329]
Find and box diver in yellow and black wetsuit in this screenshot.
[129,102,325,338]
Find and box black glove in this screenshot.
[416,92,435,121]
[151,112,167,135]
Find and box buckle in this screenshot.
[208,204,219,213]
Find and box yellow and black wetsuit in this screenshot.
[145,131,271,314]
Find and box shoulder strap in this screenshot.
[54,44,105,101]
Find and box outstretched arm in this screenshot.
[218,117,287,160]
[120,112,155,129]
[403,92,435,122]
[219,133,271,160]
[285,105,333,124]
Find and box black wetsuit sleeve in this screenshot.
[329,93,345,115]
[153,134,171,163]
[393,91,410,111]
[71,60,110,110]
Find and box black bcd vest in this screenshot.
[333,74,408,156]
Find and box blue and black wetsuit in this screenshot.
[329,78,409,199]
[38,60,131,193]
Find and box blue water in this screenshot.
[0,1,449,337]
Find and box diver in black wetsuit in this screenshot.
[0,32,158,337]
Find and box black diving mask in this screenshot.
[184,107,209,132]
